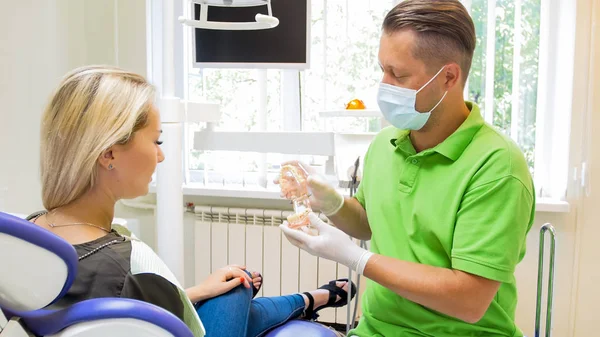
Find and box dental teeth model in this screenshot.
[278,165,319,236]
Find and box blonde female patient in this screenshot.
[28,65,355,337]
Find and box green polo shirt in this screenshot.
[350,102,535,337]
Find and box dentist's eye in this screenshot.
[156,141,163,145]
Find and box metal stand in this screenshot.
[346,157,362,334]
[535,223,556,337]
[155,0,186,284]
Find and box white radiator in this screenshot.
[193,206,365,325]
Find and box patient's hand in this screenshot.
[186,265,252,303]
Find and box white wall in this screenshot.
[571,0,600,335]
[0,0,146,214]
[0,1,75,214]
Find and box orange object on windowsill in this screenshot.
[345,99,366,110]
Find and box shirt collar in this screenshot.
[389,102,485,161]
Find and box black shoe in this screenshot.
[302,278,357,321]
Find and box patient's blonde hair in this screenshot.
[41,65,156,210]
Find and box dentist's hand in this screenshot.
[280,212,373,274]
[275,161,345,216]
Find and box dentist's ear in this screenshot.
[442,63,461,90]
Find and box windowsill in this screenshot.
[148,184,571,213]
[535,197,570,213]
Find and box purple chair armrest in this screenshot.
[11,298,193,337]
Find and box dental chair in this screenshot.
[0,212,338,337]
[0,211,195,337]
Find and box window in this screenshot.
[161,0,572,200]
[467,0,541,172]
[187,69,284,187]
[301,0,390,134]
[185,0,396,190]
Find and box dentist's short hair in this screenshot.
[383,0,476,85]
[40,65,156,210]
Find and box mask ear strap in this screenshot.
[416,66,446,94]
[428,91,448,113]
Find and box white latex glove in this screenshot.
[280,212,373,274]
[276,161,345,216]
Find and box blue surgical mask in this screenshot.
[377,66,448,130]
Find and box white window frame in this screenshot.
[464,0,573,211]
[532,0,576,203]
[469,0,574,205]
[146,0,573,212]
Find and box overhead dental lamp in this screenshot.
[179,0,280,30]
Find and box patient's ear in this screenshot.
[98,148,115,170]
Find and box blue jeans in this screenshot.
[195,283,305,337]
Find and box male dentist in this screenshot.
[279,1,535,336]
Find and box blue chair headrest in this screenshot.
[0,212,78,311]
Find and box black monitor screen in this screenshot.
[193,0,309,68]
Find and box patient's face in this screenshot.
[110,105,164,199]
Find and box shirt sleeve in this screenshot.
[451,176,535,283]
[121,272,186,321]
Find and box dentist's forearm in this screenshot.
[362,255,500,324]
[328,197,372,240]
